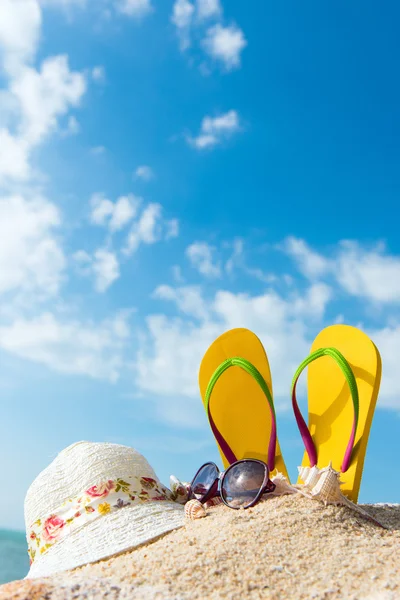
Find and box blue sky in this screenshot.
[1,0,400,531]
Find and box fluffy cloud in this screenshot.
[0,194,65,298]
[186,242,221,277]
[0,0,42,74]
[0,311,130,382]
[92,249,120,292]
[202,23,247,71]
[0,54,86,183]
[74,248,120,293]
[171,0,246,73]
[171,0,195,50]
[117,0,153,18]
[283,236,400,304]
[124,203,179,255]
[90,193,140,232]
[0,130,30,180]
[370,325,400,410]
[12,55,86,146]
[196,0,221,20]
[283,237,330,280]
[336,242,400,303]
[154,284,209,320]
[188,109,240,149]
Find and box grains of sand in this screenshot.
[70,495,400,600]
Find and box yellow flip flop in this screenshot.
[292,324,381,502]
[198,328,288,479]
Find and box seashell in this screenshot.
[302,465,323,490]
[310,463,343,504]
[184,499,207,520]
[270,472,299,496]
[297,466,311,484]
[302,462,387,529]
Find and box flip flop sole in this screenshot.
[299,324,381,502]
[199,328,288,479]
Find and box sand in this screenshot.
[2,495,399,600]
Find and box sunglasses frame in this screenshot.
[188,459,276,510]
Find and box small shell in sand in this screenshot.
[270,472,299,496]
[185,499,207,520]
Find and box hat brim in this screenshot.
[26,500,185,579]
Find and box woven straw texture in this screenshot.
[24,441,185,579]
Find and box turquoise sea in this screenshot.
[0,529,29,585]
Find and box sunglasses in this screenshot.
[188,459,276,510]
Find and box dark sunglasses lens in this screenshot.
[191,463,218,500]
[222,461,266,508]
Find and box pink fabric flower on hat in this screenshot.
[42,515,65,542]
[86,480,115,498]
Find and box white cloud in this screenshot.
[110,195,139,232]
[125,203,163,254]
[196,0,221,20]
[284,236,400,304]
[171,0,195,50]
[336,242,400,304]
[188,109,240,149]
[117,0,153,18]
[0,129,30,181]
[0,54,87,184]
[0,194,65,297]
[135,165,154,181]
[91,65,106,83]
[12,55,86,146]
[90,193,114,225]
[369,324,400,410]
[90,193,140,232]
[186,242,221,277]
[0,311,130,382]
[73,247,120,292]
[283,236,330,279]
[202,23,247,70]
[154,284,209,320]
[89,198,179,256]
[0,0,42,74]
[39,0,87,7]
[93,249,120,292]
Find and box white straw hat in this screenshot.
[24,441,185,579]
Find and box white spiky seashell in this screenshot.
[302,462,387,529]
[271,472,299,496]
[310,463,343,504]
[184,499,207,520]
[297,466,311,484]
[302,465,323,489]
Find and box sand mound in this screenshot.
[2,495,399,599]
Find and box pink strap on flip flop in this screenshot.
[204,356,277,470]
[291,347,359,473]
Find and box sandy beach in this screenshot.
[2,495,399,599]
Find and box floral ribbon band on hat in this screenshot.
[28,475,176,565]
